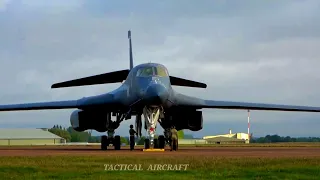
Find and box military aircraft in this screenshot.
[1,30,320,151]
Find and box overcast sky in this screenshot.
[0,0,320,138]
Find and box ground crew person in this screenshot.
[129,124,137,151]
[170,126,178,151]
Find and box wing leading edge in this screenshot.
[202,100,320,112]
[0,100,79,111]
[0,94,120,111]
[173,93,320,112]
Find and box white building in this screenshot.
[203,129,250,144]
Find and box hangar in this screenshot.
[203,130,250,144]
[0,128,66,146]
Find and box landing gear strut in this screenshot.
[143,106,162,148]
[100,111,130,150]
[100,134,121,150]
[142,106,165,149]
[135,113,142,137]
[164,128,171,145]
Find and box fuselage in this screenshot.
[106,63,174,109]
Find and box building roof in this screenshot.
[0,128,64,139]
[205,136,246,142]
[203,133,249,140]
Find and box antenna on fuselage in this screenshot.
[128,30,133,70]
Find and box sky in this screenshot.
[0,0,320,138]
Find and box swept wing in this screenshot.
[0,94,119,111]
[173,93,320,112]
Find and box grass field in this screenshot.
[1,155,320,179]
[1,143,320,179]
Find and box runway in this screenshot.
[1,146,320,157]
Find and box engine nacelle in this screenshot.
[165,110,203,131]
[70,109,111,132]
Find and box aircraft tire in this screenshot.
[158,135,165,149]
[101,135,108,150]
[154,139,159,148]
[114,135,121,150]
[144,139,150,149]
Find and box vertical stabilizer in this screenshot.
[128,30,133,70]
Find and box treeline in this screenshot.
[251,134,320,143]
[49,125,100,143]
[48,125,189,145]
[49,126,320,144]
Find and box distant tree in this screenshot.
[49,126,71,142]
[88,136,101,143]
[120,137,128,145]
[250,134,320,143]
[249,133,253,143]
[49,125,126,143]
[177,130,184,139]
[67,127,90,142]
[284,136,291,142]
[184,134,193,139]
[137,136,146,145]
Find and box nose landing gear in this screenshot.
[142,106,166,151]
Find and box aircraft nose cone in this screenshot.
[144,83,168,104]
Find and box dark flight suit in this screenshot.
[129,128,136,150]
[170,128,178,151]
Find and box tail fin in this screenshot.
[51,31,134,89]
[128,30,133,70]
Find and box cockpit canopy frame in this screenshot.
[136,65,168,77]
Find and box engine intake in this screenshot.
[164,110,203,131]
[70,110,111,132]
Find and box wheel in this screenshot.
[106,138,110,146]
[154,139,159,148]
[158,135,165,149]
[144,138,150,149]
[114,135,121,150]
[101,135,108,150]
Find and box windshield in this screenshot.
[155,66,168,77]
[136,67,154,77]
[136,66,168,77]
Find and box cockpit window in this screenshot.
[136,67,154,77]
[136,65,168,77]
[155,66,168,77]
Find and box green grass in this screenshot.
[0,155,320,179]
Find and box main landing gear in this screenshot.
[101,134,121,150]
[142,106,166,150]
[163,128,179,151]
[100,112,129,150]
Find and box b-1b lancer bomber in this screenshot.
[1,31,320,151]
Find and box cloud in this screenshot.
[0,0,320,137]
[0,0,13,11]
